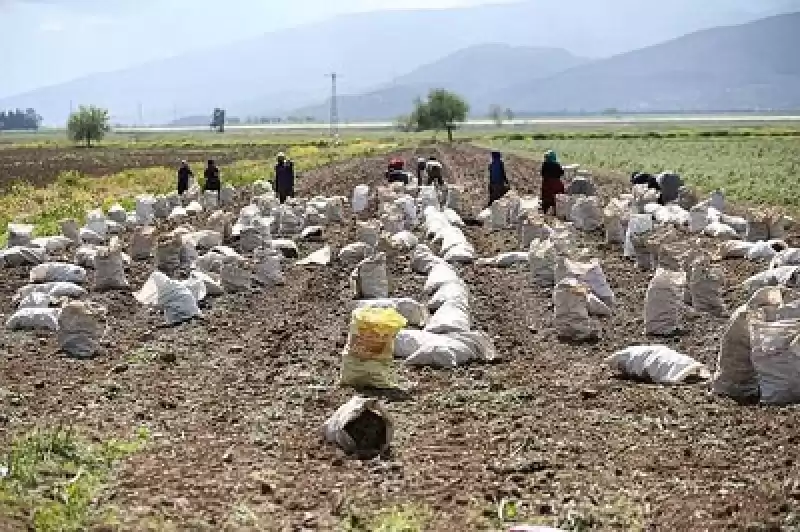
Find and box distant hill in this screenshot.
[2,0,799,125]
[498,12,800,113]
[291,44,588,120]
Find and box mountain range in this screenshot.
[2,0,799,125]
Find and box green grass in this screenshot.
[481,135,800,208]
[0,139,400,245]
[342,503,432,532]
[0,426,150,531]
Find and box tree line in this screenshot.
[0,108,42,131]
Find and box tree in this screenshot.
[504,108,514,122]
[67,105,110,147]
[0,108,42,131]
[489,104,503,127]
[410,89,469,142]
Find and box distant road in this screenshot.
[113,115,800,133]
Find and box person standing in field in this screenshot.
[416,157,427,186]
[275,152,295,204]
[540,150,565,215]
[203,159,221,198]
[487,150,510,206]
[177,160,193,195]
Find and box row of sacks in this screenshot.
[422,206,474,264]
[712,286,800,404]
[395,258,499,368]
[480,190,540,231]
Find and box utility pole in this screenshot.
[326,72,339,139]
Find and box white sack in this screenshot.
[7,223,34,247]
[94,239,129,290]
[14,282,86,306]
[424,262,460,295]
[352,185,370,214]
[404,331,498,368]
[0,246,46,267]
[356,221,380,248]
[477,252,529,268]
[555,257,615,306]
[570,196,603,231]
[30,262,87,284]
[553,278,594,341]
[6,307,61,331]
[429,281,469,312]
[743,266,800,296]
[135,195,156,225]
[297,246,332,266]
[444,243,476,264]
[31,236,72,254]
[390,231,419,251]
[135,271,202,325]
[689,256,725,315]
[529,238,557,288]
[57,301,107,358]
[321,396,393,456]
[220,261,252,292]
[624,214,653,259]
[703,222,738,240]
[253,248,285,285]
[188,270,224,297]
[411,244,442,275]
[769,248,800,270]
[131,226,157,260]
[351,253,389,299]
[750,318,800,404]
[607,345,709,384]
[645,268,687,336]
[339,242,370,264]
[425,301,470,334]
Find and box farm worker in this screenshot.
[386,158,410,185]
[416,157,427,186]
[425,156,444,187]
[275,152,296,204]
[540,150,565,215]
[487,151,509,206]
[203,159,221,198]
[630,171,663,204]
[177,160,193,195]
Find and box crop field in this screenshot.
[482,129,800,209]
[0,132,799,531]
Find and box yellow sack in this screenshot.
[340,307,407,388]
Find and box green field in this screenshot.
[480,130,800,208]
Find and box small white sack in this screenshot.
[645,268,687,336]
[188,270,224,297]
[339,242,370,264]
[57,300,108,358]
[689,256,725,315]
[300,225,324,241]
[770,248,800,269]
[6,307,61,331]
[411,244,442,275]
[720,240,755,259]
[94,238,129,290]
[424,262,460,295]
[30,262,87,284]
[529,238,557,288]
[750,318,800,404]
[429,281,469,312]
[356,220,380,249]
[85,209,108,238]
[624,214,653,259]
[555,257,615,306]
[220,261,252,292]
[352,185,370,214]
[443,243,476,264]
[14,282,86,306]
[606,345,710,384]
[404,331,498,368]
[297,246,332,266]
[390,231,419,251]
[0,246,46,268]
[443,208,464,228]
[135,271,202,325]
[135,195,156,225]
[351,253,389,299]
[703,222,738,240]
[253,248,285,285]
[570,196,603,231]
[18,292,52,309]
[553,278,594,341]
[131,226,157,260]
[712,287,784,399]
[477,252,529,268]
[7,223,34,247]
[743,266,800,296]
[321,396,392,456]
[425,301,470,334]
[61,219,81,243]
[519,216,552,250]
[31,236,72,254]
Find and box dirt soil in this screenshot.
[0,145,284,188]
[1,143,799,531]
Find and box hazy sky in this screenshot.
[0,0,507,97]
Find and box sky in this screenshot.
[0,0,507,98]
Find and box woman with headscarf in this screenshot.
[203,159,221,199]
[540,150,565,215]
[487,151,509,206]
[177,160,193,195]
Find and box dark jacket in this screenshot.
[541,160,565,181]
[275,161,295,191]
[177,166,193,193]
[631,172,660,190]
[488,158,507,186]
[203,166,220,191]
[387,170,410,185]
